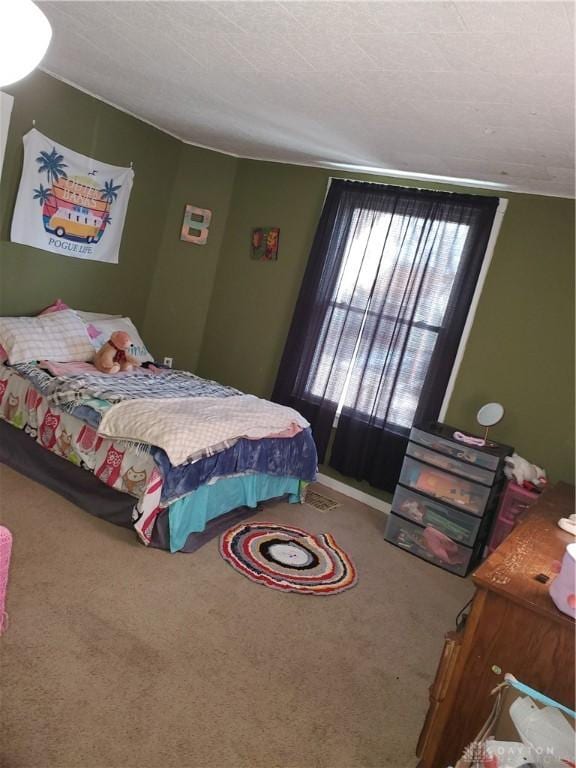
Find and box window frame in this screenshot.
[303,179,507,430]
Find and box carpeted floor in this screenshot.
[0,465,472,768]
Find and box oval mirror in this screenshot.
[476,402,504,428]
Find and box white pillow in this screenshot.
[85,316,154,364]
[0,310,95,364]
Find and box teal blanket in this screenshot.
[168,473,302,552]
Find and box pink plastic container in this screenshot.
[0,526,13,635]
[486,482,538,555]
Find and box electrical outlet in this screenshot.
[163,357,173,368]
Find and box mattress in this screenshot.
[0,363,317,551]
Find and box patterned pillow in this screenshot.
[0,310,95,364]
[86,316,154,364]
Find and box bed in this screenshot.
[0,360,317,552]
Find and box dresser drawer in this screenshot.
[399,456,491,517]
[406,442,495,486]
[392,485,481,547]
[410,427,500,471]
[385,512,472,577]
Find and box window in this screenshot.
[272,179,498,490]
[306,207,470,429]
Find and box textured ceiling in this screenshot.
[38,1,575,196]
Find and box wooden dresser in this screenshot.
[417,482,575,768]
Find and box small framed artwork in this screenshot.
[251,227,280,261]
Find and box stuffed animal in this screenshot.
[93,331,140,374]
[504,452,547,490]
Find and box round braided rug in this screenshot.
[219,522,357,595]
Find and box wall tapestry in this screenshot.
[251,227,280,261]
[181,204,212,245]
[11,129,134,264]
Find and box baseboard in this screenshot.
[316,472,391,514]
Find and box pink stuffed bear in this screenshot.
[93,331,140,374]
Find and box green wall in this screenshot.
[0,71,181,325]
[199,160,575,485]
[1,72,573,487]
[445,194,575,485]
[0,71,238,372]
[199,162,327,394]
[141,144,237,372]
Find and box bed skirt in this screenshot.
[0,420,257,553]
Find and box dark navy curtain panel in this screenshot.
[272,179,498,492]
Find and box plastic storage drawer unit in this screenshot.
[406,442,495,486]
[386,421,513,577]
[385,513,473,577]
[409,426,501,471]
[399,456,491,517]
[391,485,481,547]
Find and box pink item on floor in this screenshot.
[0,526,13,635]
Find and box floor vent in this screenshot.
[305,490,340,512]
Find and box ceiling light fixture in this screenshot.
[0,0,52,88]
[324,162,510,190]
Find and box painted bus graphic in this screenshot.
[47,206,104,243]
[33,147,121,246]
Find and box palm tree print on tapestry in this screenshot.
[34,145,122,246]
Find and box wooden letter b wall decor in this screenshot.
[181,204,212,245]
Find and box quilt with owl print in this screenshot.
[0,363,163,544]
